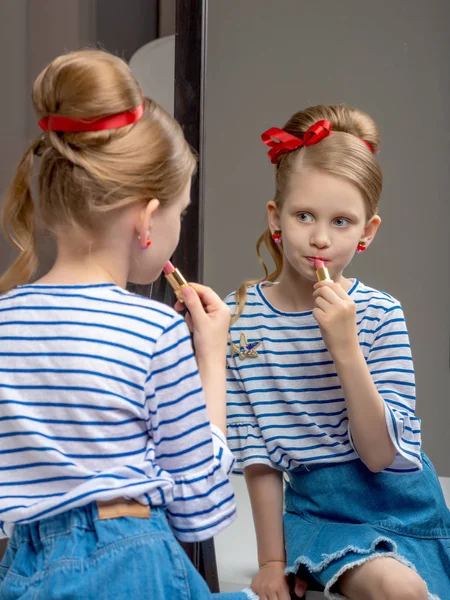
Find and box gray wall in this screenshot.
[0,0,99,276]
[0,0,29,269]
[96,0,158,62]
[203,0,450,475]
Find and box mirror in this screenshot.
[198,0,450,593]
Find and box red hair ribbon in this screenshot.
[38,103,144,133]
[261,120,374,164]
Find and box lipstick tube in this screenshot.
[315,259,332,282]
[163,261,189,302]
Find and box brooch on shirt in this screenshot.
[231,333,262,360]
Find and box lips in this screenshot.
[305,256,329,264]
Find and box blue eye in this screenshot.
[333,217,351,227]
[298,212,313,223]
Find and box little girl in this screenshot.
[0,50,258,600]
[226,104,450,600]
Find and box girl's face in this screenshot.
[268,168,380,282]
[127,180,191,285]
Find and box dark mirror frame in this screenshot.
[171,0,220,592]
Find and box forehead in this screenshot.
[283,168,366,215]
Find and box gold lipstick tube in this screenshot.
[315,265,332,282]
[165,268,189,302]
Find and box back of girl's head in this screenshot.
[232,104,382,323]
[0,49,196,293]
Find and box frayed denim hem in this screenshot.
[284,535,394,577]
[285,536,440,600]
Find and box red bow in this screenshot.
[261,120,332,164]
[38,103,144,133]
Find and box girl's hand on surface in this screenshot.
[251,561,307,600]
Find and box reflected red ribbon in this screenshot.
[261,120,331,164]
[261,119,373,163]
[38,103,144,133]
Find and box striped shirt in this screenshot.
[226,280,422,475]
[0,283,236,542]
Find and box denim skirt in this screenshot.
[284,453,450,599]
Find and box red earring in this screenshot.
[272,229,282,244]
[138,233,151,249]
[356,240,366,253]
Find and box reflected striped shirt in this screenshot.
[226,280,422,475]
[0,283,236,542]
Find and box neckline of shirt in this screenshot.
[255,279,360,319]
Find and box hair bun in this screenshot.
[283,104,380,154]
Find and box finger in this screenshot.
[280,582,293,600]
[184,312,194,332]
[314,280,348,299]
[329,282,349,301]
[312,307,325,323]
[314,296,333,312]
[313,280,334,290]
[174,299,184,312]
[179,285,206,323]
[313,286,339,303]
[280,588,291,600]
[187,282,223,313]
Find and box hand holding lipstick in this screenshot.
[164,261,230,361]
[312,280,359,359]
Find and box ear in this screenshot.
[361,214,381,248]
[267,200,281,234]
[136,198,160,244]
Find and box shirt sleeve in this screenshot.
[226,339,274,474]
[146,314,236,542]
[353,303,422,472]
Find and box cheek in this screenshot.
[281,221,307,248]
[153,213,181,247]
[333,233,362,262]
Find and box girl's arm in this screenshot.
[177,283,229,434]
[332,344,396,472]
[244,464,292,600]
[147,312,235,543]
[313,282,420,473]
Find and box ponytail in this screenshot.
[0,139,39,293]
[230,227,283,325]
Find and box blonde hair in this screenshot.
[232,104,382,324]
[0,50,196,293]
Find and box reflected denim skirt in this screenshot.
[284,453,450,599]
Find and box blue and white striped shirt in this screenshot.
[0,283,236,542]
[226,280,422,475]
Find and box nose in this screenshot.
[310,224,331,250]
